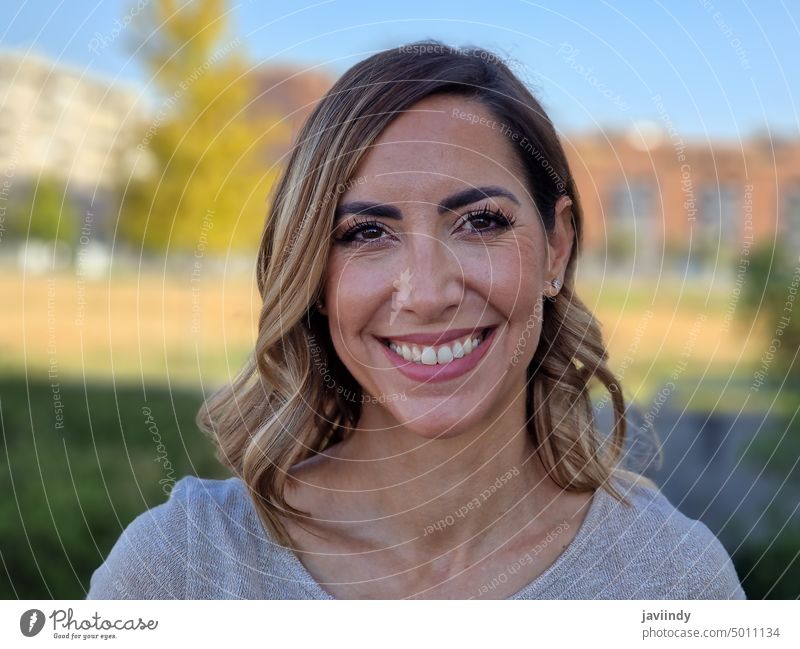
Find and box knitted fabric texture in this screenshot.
[87,474,746,600]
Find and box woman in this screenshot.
[88,40,745,600]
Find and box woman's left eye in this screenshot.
[457,206,517,234]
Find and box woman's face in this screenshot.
[321,94,573,439]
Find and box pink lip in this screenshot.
[377,326,498,383]
[375,327,489,346]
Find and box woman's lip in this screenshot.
[377,326,498,384]
[377,326,493,346]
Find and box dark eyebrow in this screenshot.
[333,201,402,220]
[437,185,520,214]
[333,185,520,221]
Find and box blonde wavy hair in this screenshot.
[197,40,658,547]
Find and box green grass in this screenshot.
[0,375,228,599]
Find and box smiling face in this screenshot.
[320,94,574,439]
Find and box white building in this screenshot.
[0,50,146,191]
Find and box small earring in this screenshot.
[545,278,562,299]
[315,300,324,311]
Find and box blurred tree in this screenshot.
[10,177,77,245]
[120,0,285,254]
[742,242,800,387]
[736,240,800,599]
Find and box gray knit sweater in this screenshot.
[86,474,746,599]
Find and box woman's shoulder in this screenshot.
[86,475,252,599]
[173,473,252,512]
[592,473,746,599]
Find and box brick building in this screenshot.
[566,127,800,267]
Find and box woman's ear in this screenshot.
[543,195,575,297]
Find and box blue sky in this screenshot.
[3,0,798,138]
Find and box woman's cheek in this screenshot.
[323,252,391,356]
[464,250,541,315]
[326,250,397,302]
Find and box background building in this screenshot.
[569,127,800,270]
[0,51,142,189]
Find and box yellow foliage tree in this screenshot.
[121,0,286,254]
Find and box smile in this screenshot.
[384,328,492,365]
[376,326,498,383]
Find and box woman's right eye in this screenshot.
[334,219,390,246]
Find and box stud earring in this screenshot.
[315,299,325,312]
[545,278,562,300]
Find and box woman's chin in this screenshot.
[386,403,484,440]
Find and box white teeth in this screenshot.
[387,330,490,365]
[437,346,453,363]
[420,346,437,365]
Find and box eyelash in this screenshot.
[333,204,517,246]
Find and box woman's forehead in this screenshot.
[370,95,506,152]
[344,98,525,198]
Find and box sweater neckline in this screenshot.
[264,485,606,600]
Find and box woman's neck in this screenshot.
[289,390,572,561]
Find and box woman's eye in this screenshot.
[350,226,384,241]
[459,207,517,234]
[361,227,385,240]
[334,219,389,245]
[464,215,494,231]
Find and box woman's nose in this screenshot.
[391,233,463,322]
